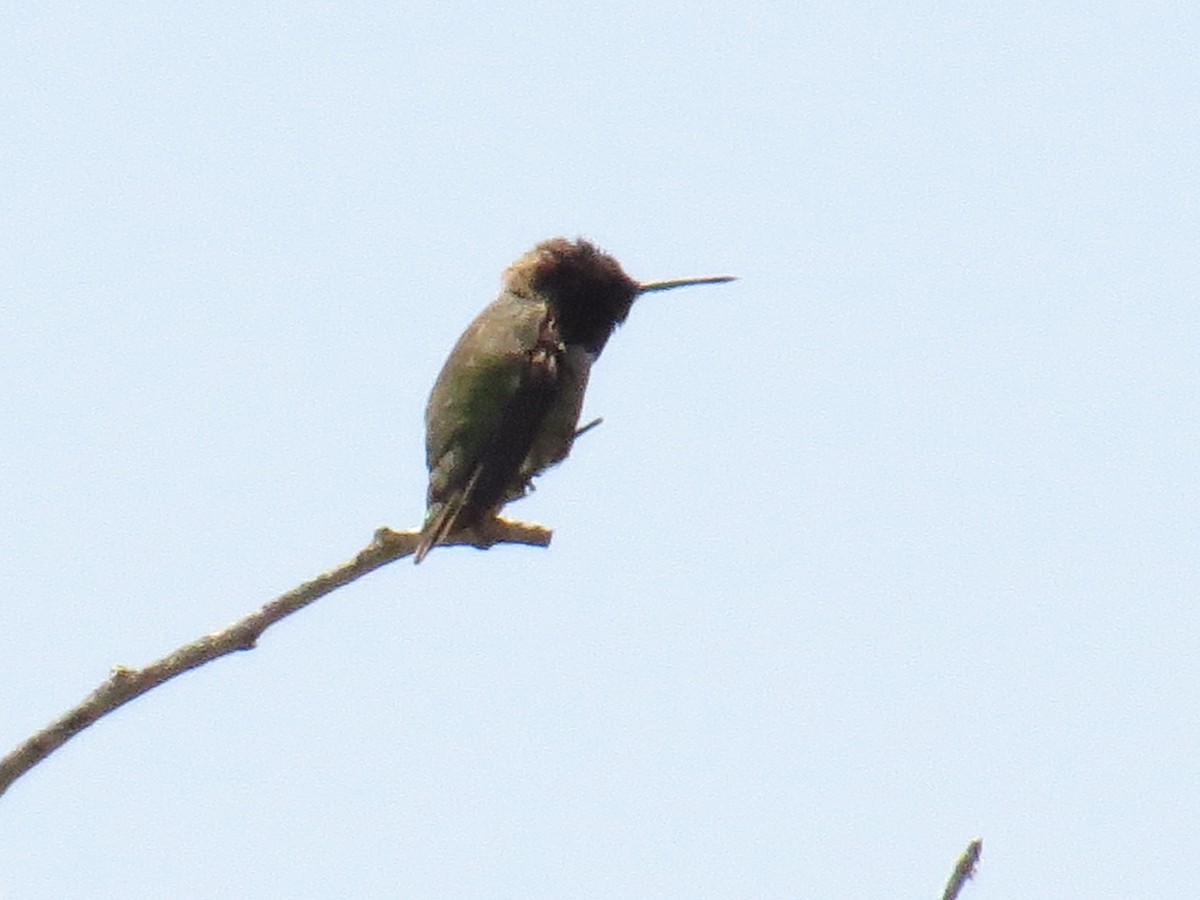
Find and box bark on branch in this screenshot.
[941,837,983,900]
[0,519,550,799]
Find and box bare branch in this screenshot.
[0,518,551,799]
[941,837,983,900]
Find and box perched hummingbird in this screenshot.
[414,238,734,563]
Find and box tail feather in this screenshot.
[413,499,459,564]
[413,467,483,564]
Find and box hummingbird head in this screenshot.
[505,238,736,355]
[505,238,639,354]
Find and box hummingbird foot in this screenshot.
[458,515,553,550]
[374,517,552,563]
[573,417,603,440]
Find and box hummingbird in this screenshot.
[414,238,734,563]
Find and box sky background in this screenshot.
[2,2,1197,897]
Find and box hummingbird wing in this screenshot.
[415,294,563,562]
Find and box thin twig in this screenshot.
[0,519,551,799]
[941,837,983,900]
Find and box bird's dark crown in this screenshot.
[504,238,639,351]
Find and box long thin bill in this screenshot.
[637,275,737,294]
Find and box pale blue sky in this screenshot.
[3,2,1198,897]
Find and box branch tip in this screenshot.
[941,837,983,900]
